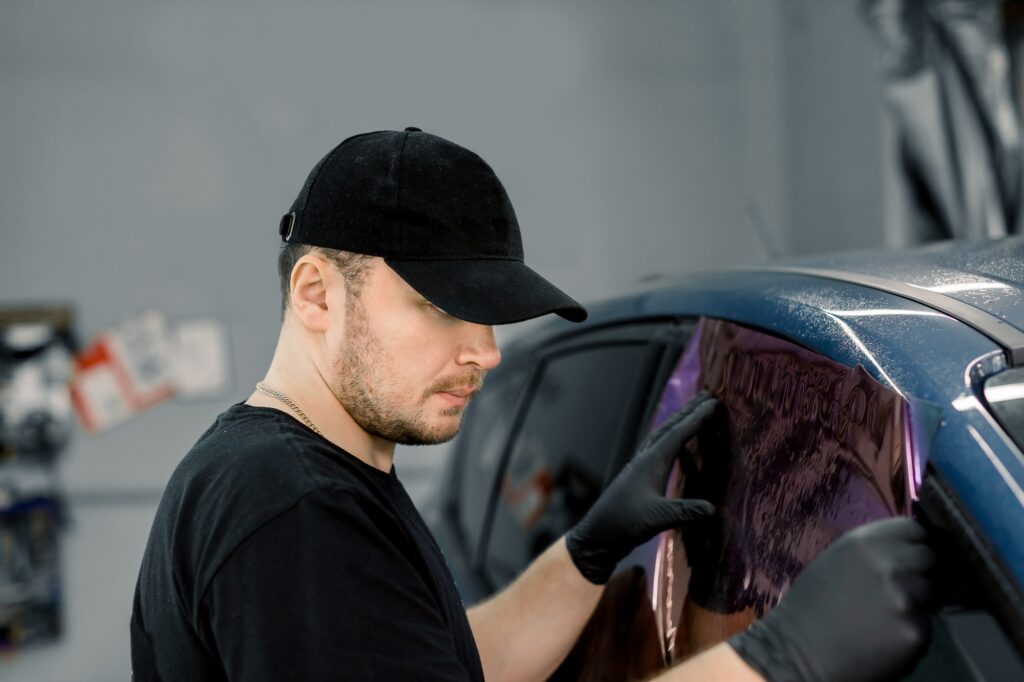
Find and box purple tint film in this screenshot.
[647,318,918,661]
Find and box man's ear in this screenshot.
[289,254,341,332]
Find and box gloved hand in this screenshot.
[729,517,936,682]
[565,391,718,585]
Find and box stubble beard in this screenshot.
[331,295,465,446]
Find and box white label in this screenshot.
[107,310,176,401]
[171,318,229,397]
[76,364,134,431]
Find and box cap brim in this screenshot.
[384,258,588,325]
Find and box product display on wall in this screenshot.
[70,311,232,433]
[0,306,75,652]
[0,305,231,654]
[0,494,62,652]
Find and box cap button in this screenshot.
[404,126,422,132]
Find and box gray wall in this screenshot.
[0,1,884,679]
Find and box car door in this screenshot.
[435,361,533,601]
[554,316,1024,681]
[475,321,693,594]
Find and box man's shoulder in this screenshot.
[164,402,392,518]
[167,403,313,503]
[141,403,386,612]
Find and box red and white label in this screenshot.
[70,311,176,432]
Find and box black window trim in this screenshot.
[470,320,685,588]
[918,465,1024,654]
[438,364,532,600]
[603,318,699,486]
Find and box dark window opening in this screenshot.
[483,342,659,588]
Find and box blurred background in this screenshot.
[2,0,1022,679]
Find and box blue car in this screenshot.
[432,237,1024,680]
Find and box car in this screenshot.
[431,236,1024,681]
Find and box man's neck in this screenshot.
[245,384,396,472]
[246,337,396,472]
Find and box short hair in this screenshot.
[277,243,374,319]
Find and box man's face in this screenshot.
[326,259,501,445]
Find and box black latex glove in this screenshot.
[729,517,936,682]
[565,391,718,585]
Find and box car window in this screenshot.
[554,316,918,681]
[453,369,529,561]
[555,317,1024,681]
[653,317,915,659]
[482,342,659,588]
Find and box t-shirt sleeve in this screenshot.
[199,488,474,681]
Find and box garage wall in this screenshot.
[780,0,889,256]
[0,1,882,679]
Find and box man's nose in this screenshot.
[459,323,501,370]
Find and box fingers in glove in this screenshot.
[855,516,928,545]
[640,394,719,482]
[642,499,717,538]
[899,575,933,607]
[899,544,937,572]
[638,391,717,455]
[669,498,716,524]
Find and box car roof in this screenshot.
[504,236,1024,594]
[790,236,1024,331]
[518,236,1024,364]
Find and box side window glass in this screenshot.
[484,344,654,588]
[558,318,1024,680]
[554,317,918,681]
[651,318,919,662]
[653,317,916,661]
[455,371,527,559]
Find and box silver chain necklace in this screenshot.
[255,381,324,436]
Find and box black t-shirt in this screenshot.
[131,402,484,681]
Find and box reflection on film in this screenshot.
[551,318,917,681]
[652,318,913,662]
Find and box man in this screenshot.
[131,128,935,681]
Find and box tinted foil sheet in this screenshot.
[551,318,919,680]
[651,318,915,662]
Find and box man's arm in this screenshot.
[467,394,721,682]
[659,643,765,682]
[467,537,765,682]
[467,537,603,682]
[465,389,935,682]
[468,517,935,682]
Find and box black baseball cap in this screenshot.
[279,128,587,325]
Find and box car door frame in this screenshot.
[469,318,698,594]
